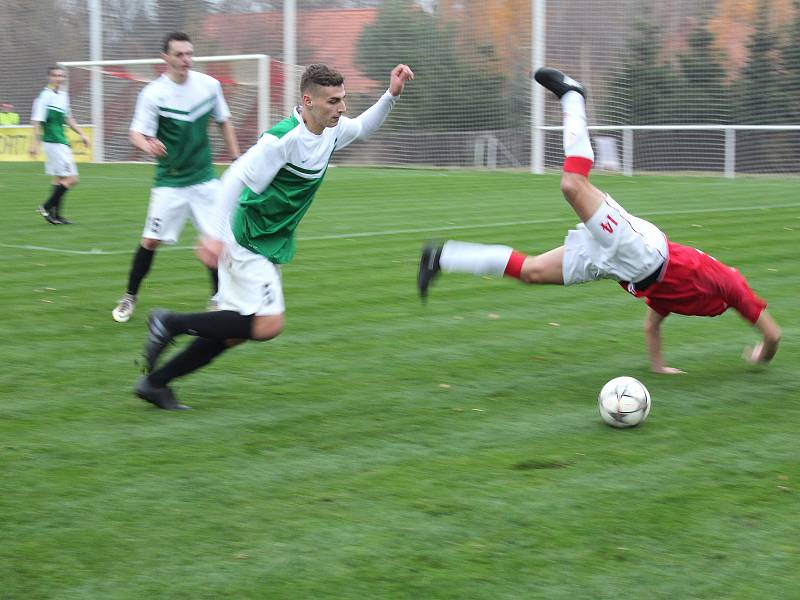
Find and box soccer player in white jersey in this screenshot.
[30,66,90,225]
[133,62,414,409]
[111,32,241,323]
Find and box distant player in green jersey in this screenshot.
[30,66,90,225]
[134,62,415,409]
[112,32,241,323]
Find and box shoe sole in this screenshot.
[38,207,61,225]
[534,67,586,98]
[135,389,191,410]
[112,310,131,323]
[134,378,191,410]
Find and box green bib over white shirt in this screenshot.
[230,93,396,264]
[31,87,71,145]
[130,71,231,188]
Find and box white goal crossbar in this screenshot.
[59,54,269,163]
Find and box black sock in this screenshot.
[209,267,219,295]
[149,337,228,386]
[126,246,155,296]
[53,187,69,216]
[43,184,67,211]
[166,310,253,340]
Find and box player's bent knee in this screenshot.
[519,268,543,284]
[560,172,584,201]
[141,238,161,251]
[518,253,564,285]
[519,259,545,284]
[251,314,284,341]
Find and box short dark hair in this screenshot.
[300,64,344,94]
[162,32,192,54]
[47,66,64,75]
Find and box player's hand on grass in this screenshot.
[743,341,767,365]
[388,64,415,96]
[195,236,224,268]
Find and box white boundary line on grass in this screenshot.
[0,244,195,256]
[4,201,800,256]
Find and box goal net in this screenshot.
[295,0,799,176]
[535,0,800,177]
[9,0,797,176]
[59,55,301,164]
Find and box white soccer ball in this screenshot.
[597,376,651,428]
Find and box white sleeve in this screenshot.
[211,165,247,241]
[129,89,158,137]
[212,80,231,123]
[335,90,396,150]
[64,94,72,118]
[210,135,286,240]
[31,93,46,123]
[237,133,287,194]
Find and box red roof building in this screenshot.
[202,9,380,94]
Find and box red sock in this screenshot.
[504,251,527,279]
[563,156,593,177]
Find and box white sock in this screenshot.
[440,241,514,277]
[561,91,594,161]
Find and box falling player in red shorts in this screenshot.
[417,67,781,374]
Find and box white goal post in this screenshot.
[59,54,270,163]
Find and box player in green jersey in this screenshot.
[112,32,241,323]
[30,66,90,225]
[134,62,414,410]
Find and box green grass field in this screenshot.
[1,162,798,599]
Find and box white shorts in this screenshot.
[218,241,286,316]
[142,179,220,243]
[563,194,667,285]
[43,142,77,177]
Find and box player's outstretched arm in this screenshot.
[343,65,414,145]
[388,64,415,97]
[644,307,686,375]
[743,310,781,365]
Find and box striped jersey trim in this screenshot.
[285,162,325,175]
[156,95,216,122]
